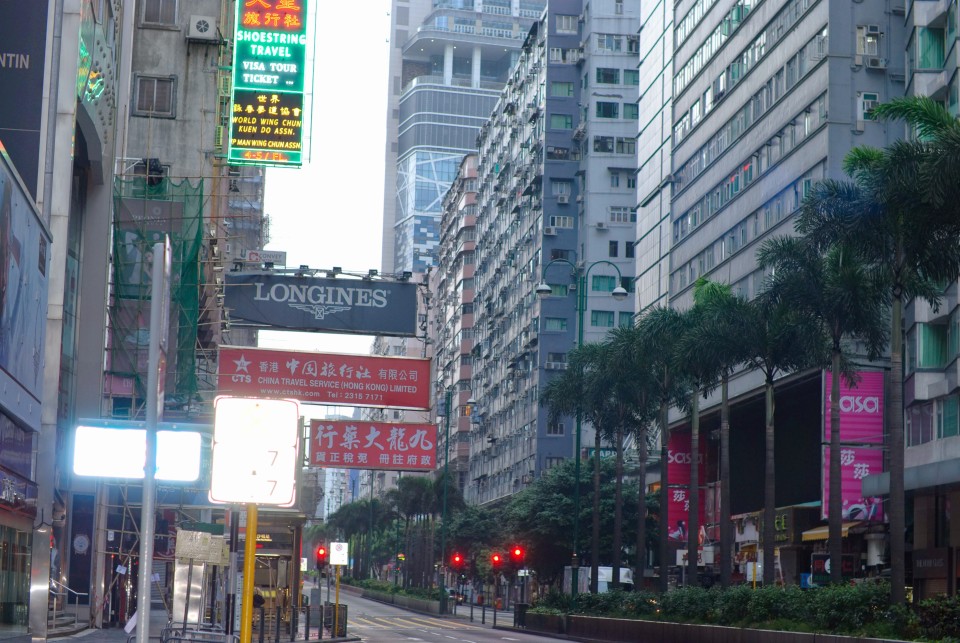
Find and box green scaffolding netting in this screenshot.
[109,176,204,410]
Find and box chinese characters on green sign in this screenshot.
[228,0,308,167]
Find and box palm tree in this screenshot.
[758,236,888,584]
[607,325,660,589]
[676,279,752,587]
[632,306,690,592]
[740,289,825,585]
[797,99,960,600]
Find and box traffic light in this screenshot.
[452,552,464,571]
[510,545,525,568]
[491,552,502,569]
[315,544,328,569]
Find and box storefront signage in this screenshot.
[811,553,855,585]
[666,429,706,542]
[822,371,886,521]
[913,548,949,580]
[218,347,431,410]
[310,420,437,471]
[228,0,308,167]
[224,273,418,336]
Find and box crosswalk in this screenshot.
[348,615,476,630]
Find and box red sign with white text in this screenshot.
[217,347,431,410]
[666,429,706,542]
[310,420,437,471]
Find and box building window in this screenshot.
[596,34,623,52]
[545,457,565,469]
[615,137,635,154]
[596,101,619,118]
[134,76,175,117]
[593,136,614,153]
[858,92,879,121]
[623,69,639,85]
[596,68,620,84]
[591,310,615,327]
[609,240,619,257]
[547,146,571,160]
[625,242,635,258]
[549,47,564,62]
[142,0,177,25]
[856,25,881,56]
[550,113,573,129]
[544,317,568,331]
[556,14,578,34]
[549,215,574,228]
[623,103,639,120]
[615,0,624,14]
[627,176,636,189]
[938,395,959,439]
[627,36,639,53]
[551,81,575,97]
[618,312,634,327]
[551,180,572,196]
[610,173,620,188]
[916,27,946,69]
[546,284,569,297]
[592,275,617,292]
[547,421,565,435]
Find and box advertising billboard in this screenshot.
[224,273,418,336]
[217,347,432,410]
[0,146,50,428]
[821,371,885,521]
[310,420,437,471]
[666,429,706,542]
[228,0,308,167]
[0,0,48,198]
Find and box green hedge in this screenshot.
[530,583,938,640]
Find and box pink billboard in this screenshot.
[667,429,706,542]
[822,370,885,521]
[823,371,884,443]
[310,420,437,471]
[822,446,885,521]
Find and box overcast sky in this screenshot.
[259,0,393,373]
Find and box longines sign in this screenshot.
[224,273,418,336]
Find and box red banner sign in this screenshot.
[217,347,431,410]
[310,420,437,471]
[666,429,707,542]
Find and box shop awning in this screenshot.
[801,522,862,542]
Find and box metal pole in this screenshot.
[333,566,341,636]
[135,239,170,643]
[570,270,585,610]
[439,389,451,614]
[241,504,259,643]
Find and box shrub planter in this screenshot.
[360,588,442,615]
[523,615,910,643]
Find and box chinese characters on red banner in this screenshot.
[217,347,431,410]
[311,420,436,471]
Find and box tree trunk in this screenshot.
[636,424,648,589]
[591,428,601,593]
[763,378,777,586]
[829,348,843,584]
[720,375,732,588]
[658,400,670,593]
[890,293,905,603]
[612,425,624,588]
[687,391,700,586]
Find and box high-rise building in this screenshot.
[467,0,638,505]
[382,0,545,275]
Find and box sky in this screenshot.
[258,0,393,374]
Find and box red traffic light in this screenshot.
[511,546,524,565]
[316,545,328,569]
[491,552,502,567]
[452,553,464,568]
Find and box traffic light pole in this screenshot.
[439,388,451,614]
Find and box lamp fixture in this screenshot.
[35,509,52,533]
[535,282,552,298]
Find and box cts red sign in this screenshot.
[217,347,431,410]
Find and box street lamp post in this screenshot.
[439,388,452,614]
[536,259,627,608]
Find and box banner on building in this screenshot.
[821,371,885,521]
[310,420,437,471]
[228,0,308,167]
[217,347,431,410]
[0,0,48,198]
[666,429,706,542]
[224,273,418,336]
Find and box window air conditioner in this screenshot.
[557,194,569,204]
[188,16,219,41]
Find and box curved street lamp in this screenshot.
[536,258,628,607]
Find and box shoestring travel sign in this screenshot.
[217,346,431,410]
[310,419,438,471]
[228,0,309,167]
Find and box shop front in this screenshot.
[732,505,820,585]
